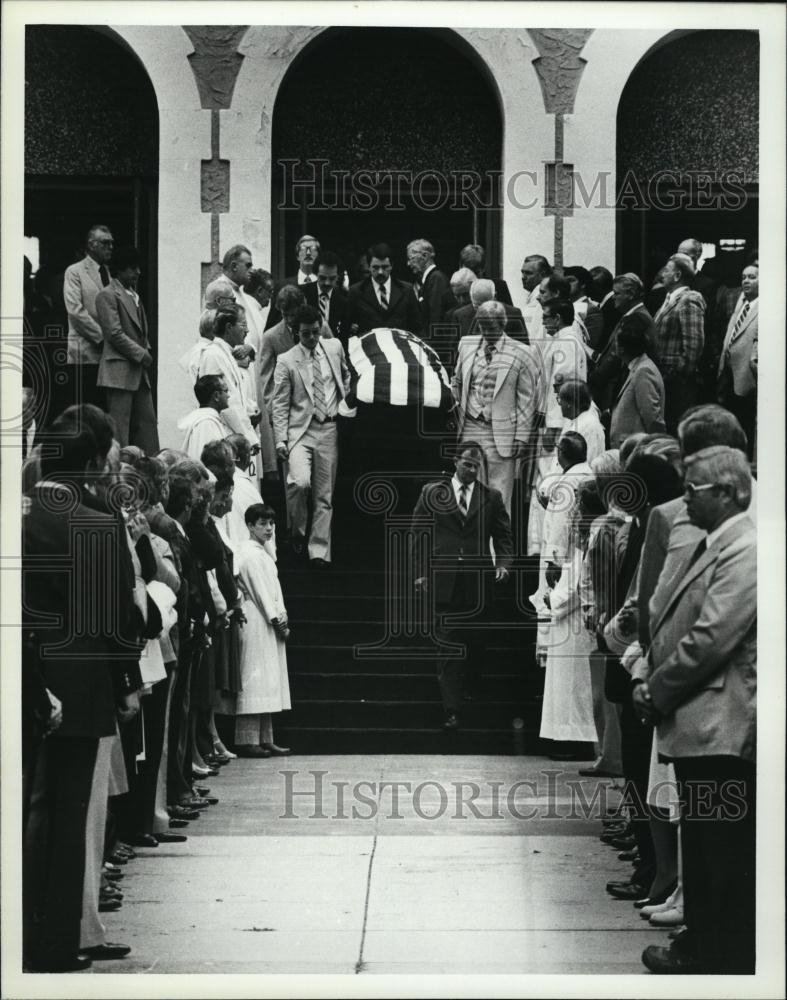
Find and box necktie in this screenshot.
[319,292,329,323]
[724,301,751,365]
[378,283,388,310]
[311,349,327,422]
[686,537,707,571]
[99,265,110,287]
[458,484,468,518]
[303,274,315,284]
[481,344,496,420]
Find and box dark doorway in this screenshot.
[616,30,759,287]
[271,28,502,282]
[24,26,159,423]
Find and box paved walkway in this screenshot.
[77,754,669,978]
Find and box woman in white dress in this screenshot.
[234,503,292,757]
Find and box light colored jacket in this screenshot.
[96,279,152,390]
[609,354,666,447]
[64,256,106,364]
[718,295,758,396]
[272,339,350,449]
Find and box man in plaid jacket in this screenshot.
[653,253,706,433]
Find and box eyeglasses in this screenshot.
[684,482,718,498]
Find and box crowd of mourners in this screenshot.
[21,227,757,975]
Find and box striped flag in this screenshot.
[346,328,453,410]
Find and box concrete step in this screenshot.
[278,698,542,731]
[289,671,539,702]
[271,726,550,756]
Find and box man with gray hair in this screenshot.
[451,278,529,344]
[451,299,540,513]
[653,253,706,433]
[634,443,756,975]
[519,253,552,339]
[407,238,450,334]
[458,242,513,305]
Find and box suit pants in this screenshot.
[152,663,177,835]
[104,383,159,454]
[167,642,194,804]
[435,572,487,713]
[80,735,113,949]
[619,700,657,888]
[662,372,700,435]
[461,415,518,515]
[286,419,338,561]
[25,735,98,965]
[121,676,169,836]
[674,755,756,974]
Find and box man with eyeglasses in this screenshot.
[63,224,115,408]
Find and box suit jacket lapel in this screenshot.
[493,335,510,398]
[387,280,402,314]
[296,353,315,402]
[115,283,143,334]
[729,299,757,344]
[323,343,343,398]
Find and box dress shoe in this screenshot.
[192,766,219,779]
[100,885,123,901]
[668,926,687,940]
[443,712,459,731]
[80,942,131,960]
[107,852,128,866]
[578,767,623,778]
[195,786,211,796]
[235,745,272,758]
[103,863,122,876]
[178,796,211,809]
[115,843,138,859]
[632,882,677,909]
[260,742,291,756]
[606,881,649,901]
[29,955,93,973]
[169,818,189,829]
[606,834,636,850]
[649,907,685,927]
[154,831,188,843]
[204,753,229,767]
[641,944,703,975]
[213,741,237,759]
[169,805,199,820]
[99,899,122,913]
[126,833,159,848]
[618,849,639,862]
[103,868,124,881]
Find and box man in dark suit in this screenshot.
[303,250,349,342]
[406,238,450,336]
[346,242,421,336]
[412,442,514,729]
[589,265,621,351]
[265,233,321,330]
[96,246,158,453]
[441,243,513,315]
[23,409,141,972]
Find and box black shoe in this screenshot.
[29,955,93,973]
[606,880,649,901]
[633,881,677,908]
[155,831,188,843]
[235,745,272,758]
[126,833,158,848]
[98,899,122,913]
[80,942,131,960]
[641,944,703,974]
[169,818,189,829]
[443,712,459,731]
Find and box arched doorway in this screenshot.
[616,30,759,287]
[271,27,503,280]
[24,25,159,419]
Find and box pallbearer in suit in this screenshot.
[272,305,351,565]
[412,442,513,728]
[346,242,421,336]
[96,246,159,453]
[303,251,350,343]
[717,262,758,457]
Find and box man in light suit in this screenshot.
[346,242,421,336]
[634,446,756,976]
[717,262,758,457]
[96,246,158,453]
[451,300,540,515]
[608,324,666,448]
[272,305,351,565]
[63,224,114,408]
[412,442,513,729]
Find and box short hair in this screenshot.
[246,268,274,294]
[170,458,210,483]
[276,284,305,312]
[684,445,752,509]
[558,430,587,465]
[543,274,572,299]
[459,244,485,271]
[199,308,218,338]
[111,246,140,273]
[293,304,321,331]
[124,453,167,507]
[156,447,189,469]
[476,300,506,324]
[456,439,485,462]
[245,502,276,525]
[612,273,644,298]
[631,434,682,474]
[295,234,319,253]
[213,309,239,341]
[87,224,112,244]
[367,242,393,264]
[617,324,651,358]
[677,405,747,457]
[314,251,343,274]
[194,373,225,405]
[205,277,236,307]
[450,267,476,288]
[619,432,648,466]
[524,254,552,277]
[59,403,115,459]
[668,253,696,283]
[576,480,607,520]
[407,239,435,258]
[677,238,702,260]
[542,298,575,327]
[222,244,251,270]
[591,449,622,478]
[39,412,100,481]
[470,279,496,306]
[225,432,251,466]
[589,266,614,295]
[200,438,235,476]
[563,266,593,294]
[626,452,684,509]
[212,472,235,494]
[559,379,591,412]
[119,444,145,464]
[166,474,194,518]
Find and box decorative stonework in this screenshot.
[183,26,249,109]
[201,158,230,213]
[544,160,574,218]
[527,29,593,115]
[260,26,324,60]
